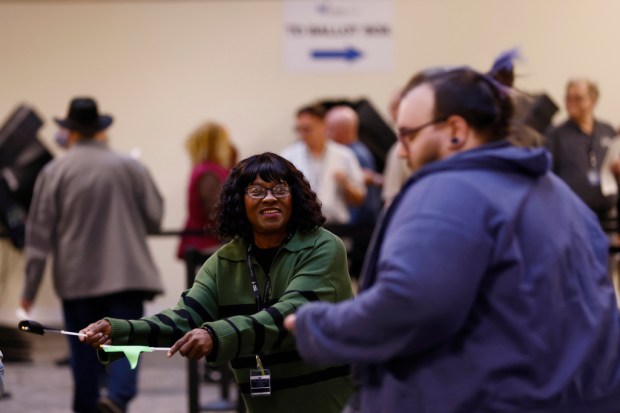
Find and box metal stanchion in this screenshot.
[184,248,238,413]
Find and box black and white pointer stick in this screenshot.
[18,319,86,338]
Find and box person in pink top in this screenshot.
[177,122,237,259]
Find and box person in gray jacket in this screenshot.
[21,97,164,413]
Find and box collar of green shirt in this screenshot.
[217,228,322,261]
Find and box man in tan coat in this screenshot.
[21,97,164,413]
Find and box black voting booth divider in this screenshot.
[354,98,397,173]
[0,104,52,364]
[0,104,52,249]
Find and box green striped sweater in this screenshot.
[102,227,354,413]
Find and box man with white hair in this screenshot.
[325,105,382,226]
[325,105,382,276]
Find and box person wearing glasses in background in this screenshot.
[545,78,617,232]
[285,66,620,412]
[281,103,366,225]
[80,153,354,413]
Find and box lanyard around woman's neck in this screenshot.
[246,243,272,312]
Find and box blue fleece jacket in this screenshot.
[295,141,620,413]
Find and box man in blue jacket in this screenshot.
[285,66,620,412]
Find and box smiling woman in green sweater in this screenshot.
[81,152,354,413]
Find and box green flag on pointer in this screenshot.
[100,345,155,369]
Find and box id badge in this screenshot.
[587,169,601,186]
[250,368,271,397]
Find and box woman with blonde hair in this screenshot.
[177,122,236,259]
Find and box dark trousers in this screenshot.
[63,292,144,413]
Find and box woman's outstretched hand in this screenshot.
[168,329,213,360]
[79,319,112,347]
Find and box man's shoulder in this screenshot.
[545,119,573,136]
[326,141,358,161]
[280,141,305,158]
[350,141,376,168]
[595,119,616,136]
[92,148,149,176]
[37,152,77,178]
[403,167,497,211]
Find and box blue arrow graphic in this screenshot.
[311,47,363,62]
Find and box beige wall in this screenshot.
[1,0,619,324]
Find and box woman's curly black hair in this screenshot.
[214,152,325,241]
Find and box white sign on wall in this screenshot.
[283,0,394,73]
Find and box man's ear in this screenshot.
[445,115,469,150]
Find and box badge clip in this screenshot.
[250,355,271,397]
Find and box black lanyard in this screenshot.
[246,244,271,312]
[588,139,597,170]
[584,124,598,170]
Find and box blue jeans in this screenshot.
[63,292,145,413]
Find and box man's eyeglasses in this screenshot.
[398,117,447,145]
[246,184,291,199]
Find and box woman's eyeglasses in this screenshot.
[246,184,291,199]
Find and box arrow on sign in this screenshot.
[311,47,363,62]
